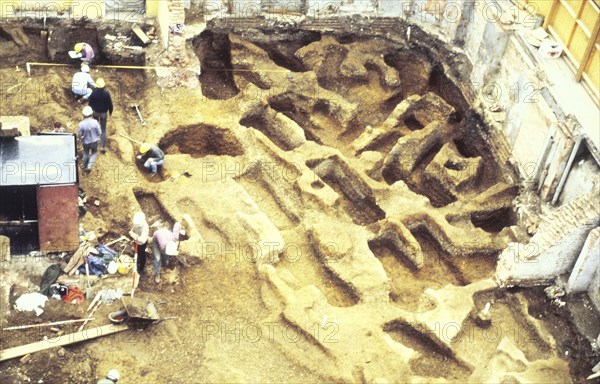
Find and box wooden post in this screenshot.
[576,16,600,81]
[543,0,560,30]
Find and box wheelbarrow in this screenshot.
[109,296,175,329]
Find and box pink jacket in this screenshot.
[81,44,95,62]
[153,222,181,254]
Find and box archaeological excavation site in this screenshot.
[0,0,599,383]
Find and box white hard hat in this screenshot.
[82,106,93,116]
[107,369,120,381]
[133,211,146,226]
[165,241,178,256]
[81,64,89,73]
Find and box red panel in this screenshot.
[37,185,79,253]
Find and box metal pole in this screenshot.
[552,136,583,205]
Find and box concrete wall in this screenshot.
[558,149,600,205]
[156,0,171,48]
[567,227,600,293]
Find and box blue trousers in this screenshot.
[94,112,108,149]
[152,241,169,275]
[82,141,99,170]
[73,87,92,100]
[144,158,164,174]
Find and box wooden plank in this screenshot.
[37,184,79,253]
[576,15,600,80]
[2,318,93,331]
[0,324,129,362]
[576,19,592,38]
[544,0,561,29]
[559,0,578,18]
[132,26,150,45]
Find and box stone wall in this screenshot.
[496,192,599,285]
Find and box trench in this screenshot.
[159,123,245,158]
[133,190,174,227]
[193,31,239,100]
[383,320,472,380]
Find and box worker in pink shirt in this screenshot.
[152,222,183,284]
[74,42,95,63]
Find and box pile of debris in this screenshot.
[99,23,157,66]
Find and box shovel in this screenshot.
[129,103,146,126]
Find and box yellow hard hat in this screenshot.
[96,78,105,88]
[74,43,84,52]
[139,143,151,154]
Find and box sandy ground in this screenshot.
[0,24,598,383]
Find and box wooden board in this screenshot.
[37,184,79,253]
[0,324,129,362]
[132,26,150,45]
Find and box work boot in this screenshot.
[154,274,161,284]
[100,147,106,153]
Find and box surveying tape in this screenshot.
[25,62,291,76]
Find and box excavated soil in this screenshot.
[0,21,596,384]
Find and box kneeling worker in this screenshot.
[74,42,95,63]
[137,143,165,177]
[71,63,95,103]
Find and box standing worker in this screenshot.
[137,143,165,177]
[74,42,95,63]
[78,106,101,173]
[71,63,96,103]
[151,222,182,284]
[88,78,113,153]
[129,211,149,276]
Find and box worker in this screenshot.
[137,143,165,177]
[71,63,96,103]
[78,106,102,173]
[151,222,182,284]
[88,78,113,153]
[74,42,95,63]
[97,369,119,384]
[49,122,66,133]
[129,211,149,276]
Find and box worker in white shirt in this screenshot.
[71,63,96,103]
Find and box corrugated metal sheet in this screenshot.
[37,184,79,253]
[0,135,77,186]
